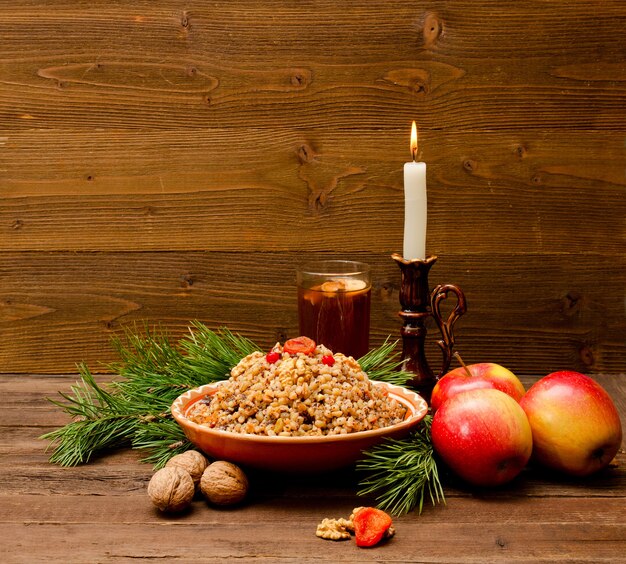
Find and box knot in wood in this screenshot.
[378,281,396,301]
[291,73,307,88]
[297,143,316,164]
[275,329,289,343]
[180,273,194,288]
[562,291,582,316]
[463,159,476,173]
[579,345,595,367]
[410,79,428,95]
[423,12,443,47]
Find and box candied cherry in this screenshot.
[266,351,280,363]
[321,354,335,366]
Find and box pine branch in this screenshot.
[357,415,445,516]
[42,325,258,467]
[358,337,414,387]
[41,364,140,466]
[133,417,191,469]
[109,325,202,407]
[178,322,259,382]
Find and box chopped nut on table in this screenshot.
[316,507,395,546]
[315,517,354,541]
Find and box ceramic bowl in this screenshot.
[171,380,428,473]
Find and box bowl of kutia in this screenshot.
[172,380,428,473]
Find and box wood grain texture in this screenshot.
[1,2,626,131]
[2,129,625,253]
[0,374,624,563]
[1,1,625,374]
[1,251,624,374]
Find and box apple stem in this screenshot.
[454,351,473,378]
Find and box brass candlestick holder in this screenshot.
[392,253,467,400]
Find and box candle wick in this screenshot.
[411,147,417,161]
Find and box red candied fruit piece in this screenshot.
[266,351,280,363]
[321,354,335,366]
[283,336,316,355]
[353,507,393,548]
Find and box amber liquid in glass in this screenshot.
[298,279,371,359]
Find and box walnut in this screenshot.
[200,461,249,506]
[147,466,195,512]
[165,450,208,486]
[315,518,353,541]
[349,506,365,523]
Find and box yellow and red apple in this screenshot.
[431,362,526,411]
[431,388,533,487]
[520,371,623,477]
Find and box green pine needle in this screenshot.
[357,337,414,386]
[179,322,259,382]
[41,364,140,466]
[42,324,258,467]
[357,415,445,516]
[133,417,191,469]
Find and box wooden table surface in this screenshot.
[1,374,624,563]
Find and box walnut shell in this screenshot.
[147,466,195,512]
[200,461,249,506]
[165,450,208,485]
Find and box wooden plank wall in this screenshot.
[1,1,625,376]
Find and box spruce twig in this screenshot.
[133,417,190,469]
[357,337,413,386]
[179,322,258,382]
[41,364,140,466]
[42,324,258,467]
[357,415,445,516]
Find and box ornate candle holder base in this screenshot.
[392,253,467,401]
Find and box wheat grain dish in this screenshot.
[186,343,407,437]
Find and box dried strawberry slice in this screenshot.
[283,336,316,355]
[353,507,393,548]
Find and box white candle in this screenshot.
[403,121,427,260]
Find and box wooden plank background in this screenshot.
[1,1,625,375]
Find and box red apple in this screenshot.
[520,371,622,477]
[431,388,533,487]
[431,362,526,411]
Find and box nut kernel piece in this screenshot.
[316,518,353,541]
[166,450,208,485]
[147,466,195,512]
[200,461,249,506]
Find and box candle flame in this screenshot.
[410,121,418,161]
